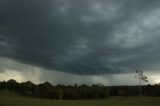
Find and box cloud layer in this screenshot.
[1,0,160,75]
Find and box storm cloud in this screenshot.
[1,0,160,75]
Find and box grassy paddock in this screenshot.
[0,91,160,106]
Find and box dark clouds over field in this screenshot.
[0,0,160,76]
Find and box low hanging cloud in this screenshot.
[0,57,159,85]
[0,0,160,75]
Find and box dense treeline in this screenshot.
[0,79,109,100]
[108,84,160,97]
[1,79,160,100]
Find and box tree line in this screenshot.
[0,79,109,100]
[108,84,160,97]
[0,79,160,100]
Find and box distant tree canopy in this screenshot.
[0,79,109,100]
[0,79,160,100]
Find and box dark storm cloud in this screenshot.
[1,0,160,75]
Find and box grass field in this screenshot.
[0,91,160,106]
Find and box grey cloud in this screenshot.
[0,0,160,75]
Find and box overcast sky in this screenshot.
[0,0,160,85]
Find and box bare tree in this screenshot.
[135,69,148,96]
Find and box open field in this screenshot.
[0,91,160,106]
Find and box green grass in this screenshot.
[0,91,160,106]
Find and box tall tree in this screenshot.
[135,69,148,96]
